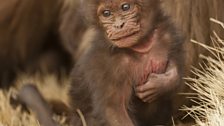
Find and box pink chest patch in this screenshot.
[138,58,168,85]
[129,28,168,85]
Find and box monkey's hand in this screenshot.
[135,61,180,103]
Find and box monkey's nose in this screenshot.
[113,21,125,29]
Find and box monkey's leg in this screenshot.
[92,84,134,126]
[19,84,60,126]
[71,85,134,126]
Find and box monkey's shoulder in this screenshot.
[72,44,131,85]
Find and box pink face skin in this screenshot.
[97,0,145,49]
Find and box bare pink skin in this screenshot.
[135,60,179,103]
[128,29,179,103]
[98,2,141,48]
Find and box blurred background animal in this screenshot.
[0,0,72,88]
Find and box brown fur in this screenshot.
[0,0,71,87]
[162,0,224,118]
[68,0,184,126]
[59,0,224,125]
[162,0,224,73]
[0,0,223,125]
[59,0,88,60]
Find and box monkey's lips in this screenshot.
[108,27,140,48]
[111,31,139,41]
[110,31,140,48]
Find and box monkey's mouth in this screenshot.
[109,30,141,48]
[110,31,140,41]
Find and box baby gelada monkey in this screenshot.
[70,0,184,125]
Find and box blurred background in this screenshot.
[0,0,223,126]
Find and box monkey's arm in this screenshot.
[19,84,60,126]
[135,60,181,103]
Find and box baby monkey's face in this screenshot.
[96,0,146,48]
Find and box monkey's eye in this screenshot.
[121,3,131,11]
[102,10,111,17]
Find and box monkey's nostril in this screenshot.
[114,22,125,29]
[120,22,125,28]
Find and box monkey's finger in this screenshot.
[143,93,158,103]
[148,73,163,78]
[136,89,156,100]
[135,82,156,92]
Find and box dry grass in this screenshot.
[15,73,70,106]
[0,73,70,126]
[182,19,224,126]
[0,89,39,126]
